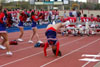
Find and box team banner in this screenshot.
[5,0,11,3]
[50,0,54,1]
[57,0,62,1]
[44,1,54,4]
[30,0,35,5]
[63,0,69,4]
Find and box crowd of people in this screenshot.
[1,5,100,56]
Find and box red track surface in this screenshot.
[0,28,100,67]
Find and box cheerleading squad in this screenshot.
[60,14,100,36]
[1,6,100,56]
[0,6,60,56]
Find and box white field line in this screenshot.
[82,53,100,67]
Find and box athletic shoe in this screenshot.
[0,45,6,50]
[28,40,34,43]
[6,51,13,55]
[17,38,23,42]
[1,36,3,39]
[38,40,43,43]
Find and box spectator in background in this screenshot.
[95,15,100,22]
[48,9,52,24]
[72,9,77,17]
[69,10,72,17]
[64,10,67,18]
[77,10,81,21]
[55,10,59,22]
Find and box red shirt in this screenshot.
[19,16,24,22]
[95,17,100,22]
[0,12,5,23]
[81,17,90,22]
[67,17,76,22]
[31,15,39,22]
[19,12,27,22]
[60,17,67,22]
[89,17,96,22]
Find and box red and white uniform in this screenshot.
[89,17,97,22]
[44,11,48,21]
[81,17,90,22]
[67,17,77,23]
[95,17,100,22]
[66,25,76,29]
[61,18,68,22]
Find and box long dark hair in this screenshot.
[31,11,35,21]
[4,10,8,17]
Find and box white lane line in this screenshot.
[82,54,100,57]
[82,52,100,67]
[79,58,100,62]
[40,39,100,67]
[0,37,85,67]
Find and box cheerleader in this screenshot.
[0,6,12,55]
[17,10,27,41]
[28,11,42,43]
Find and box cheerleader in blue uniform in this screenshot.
[17,10,27,41]
[0,6,12,55]
[28,11,42,43]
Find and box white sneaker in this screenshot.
[0,45,6,50]
[38,40,43,43]
[1,36,3,39]
[6,51,13,55]
[28,40,34,43]
[17,38,23,42]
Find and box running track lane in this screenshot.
[0,36,86,67]
[0,28,81,55]
[0,36,99,67]
[0,29,47,54]
[0,36,67,56]
[40,36,100,67]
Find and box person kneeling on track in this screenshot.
[76,24,84,36]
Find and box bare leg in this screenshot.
[30,28,36,41]
[1,33,10,52]
[19,27,24,39]
[29,27,40,41]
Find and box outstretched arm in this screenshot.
[56,41,60,56]
[44,42,49,56]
